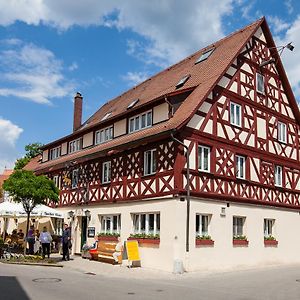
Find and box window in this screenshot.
[127,99,139,110]
[49,146,61,160]
[236,155,246,179]
[176,74,190,88]
[256,73,265,94]
[128,111,152,133]
[230,102,242,127]
[144,149,156,175]
[233,216,245,237]
[195,48,215,64]
[102,161,111,184]
[133,212,160,235]
[264,219,274,237]
[275,165,282,187]
[278,122,287,143]
[54,219,63,236]
[53,175,61,189]
[71,169,79,189]
[198,145,210,172]
[95,126,113,145]
[69,138,82,153]
[101,112,112,121]
[196,214,210,237]
[100,215,121,234]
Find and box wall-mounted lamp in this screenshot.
[84,209,91,221]
[68,210,75,219]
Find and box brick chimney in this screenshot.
[73,92,83,132]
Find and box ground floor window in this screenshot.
[195,214,211,237]
[133,212,160,235]
[54,219,63,236]
[233,216,245,237]
[100,215,121,234]
[264,219,275,237]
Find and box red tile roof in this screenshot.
[0,169,13,188]
[27,17,299,173]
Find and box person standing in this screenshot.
[26,225,35,255]
[39,226,52,259]
[62,223,71,261]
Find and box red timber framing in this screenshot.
[182,26,300,210]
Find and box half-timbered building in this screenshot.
[26,17,300,272]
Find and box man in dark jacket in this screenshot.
[62,223,71,261]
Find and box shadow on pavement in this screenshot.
[0,276,30,300]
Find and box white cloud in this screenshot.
[68,62,78,71]
[268,16,290,34]
[0,41,74,104]
[122,71,149,86]
[285,0,294,15]
[0,117,23,172]
[0,0,234,65]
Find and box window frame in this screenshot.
[264,218,275,237]
[278,121,287,143]
[95,126,113,145]
[230,101,242,127]
[233,216,245,237]
[132,212,160,235]
[274,165,283,187]
[128,110,152,133]
[71,169,79,189]
[49,146,61,160]
[198,145,210,173]
[195,214,211,237]
[236,155,246,180]
[53,175,61,189]
[195,48,215,64]
[100,214,121,234]
[69,138,83,154]
[102,161,111,184]
[256,73,265,94]
[144,149,157,176]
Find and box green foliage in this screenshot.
[0,237,4,245]
[2,170,59,213]
[233,235,247,240]
[196,234,212,240]
[264,235,276,241]
[14,142,43,170]
[97,232,120,237]
[129,233,160,239]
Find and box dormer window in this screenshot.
[256,73,265,94]
[101,112,112,121]
[176,74,191,88]
[127,99,139,110]
[69,137,82,153]
[129,110,152,133]
[49,146,61,160]
[195,48,215,64]
[95,126,113,145]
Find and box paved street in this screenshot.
[1,257,300,300]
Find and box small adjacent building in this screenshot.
[26,17,300,272]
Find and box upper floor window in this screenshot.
[100,215,121,234]
[233,216,245,238]
[198,145,210,172]
[69,138,82,153]
[196,214,211,238]
[256,73,265,94]
[95,126,113,145]
[49,146,61,160]
[144,149,156,176]
[133,212,160,235]
[129,111,152,133]
[53,175,61,189]
[102,161,111,184]
[236,155,246,179]
[278,121,287,143]
[71,169,79,189]
[195,48,214,64]
[264,219,275,237]
[274,165,282,187]
[230,102,242,127]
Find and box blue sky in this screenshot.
[0,0,300,172]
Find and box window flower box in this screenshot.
[264,236,278,247]
[128,234,160,247]
[195,235,214,247]
[233,236,248,246]
[97,233,119,241]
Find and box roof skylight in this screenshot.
[176,74,191,88]
[195,48,215,64]
[101,112,112,121]
[127,99,139,110]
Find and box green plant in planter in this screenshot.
[196,234,212,240]
[264,235,276,241]
[129,233,160,239]
[233,235,247,240]
[97,232,120,237]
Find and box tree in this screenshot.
[3,170,59,246]
[14,143,43,170]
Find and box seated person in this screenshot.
[112,237,123,264]
[11,230,19,243]
[17,229,24,239]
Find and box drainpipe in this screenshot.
[170,132,191,253]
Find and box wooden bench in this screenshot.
[97,240,122,264]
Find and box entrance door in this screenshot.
[81,216,87,249]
